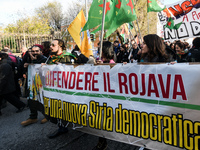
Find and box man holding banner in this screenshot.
[45,39,76,139]
[21,45,47,126]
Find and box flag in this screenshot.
[147,0,165,12]
[91,0,137,37]
[105,0,137,37]
[165,17,182,30]
[81,30,93,57]
[91,0,119,34]
[82,0,115,32]
[67,10,93,57]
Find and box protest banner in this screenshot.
[29,63,200,150]
[157,0,200,41]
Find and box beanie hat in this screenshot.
[32,44,44,51]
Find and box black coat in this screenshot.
[0,59,16,95]
[176,53,190,63]
[117,50,129,63]
[72,51,88,64]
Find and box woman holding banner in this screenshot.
[140,34,169,63]
[94,41,115,150]
[174,41,190,63]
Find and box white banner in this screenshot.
[29,63,200,150]
[157,0,200,41]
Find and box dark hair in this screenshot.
[53,39,66,50]
[174,41,185,50]
[102,41,114,60]
[142,34,168,61]
[42,41,51,49]
[192,37,200,48]
[170,43,174,49]
[0,52,8,59]
[114,40,119,43]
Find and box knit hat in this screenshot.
[32,44,44,51]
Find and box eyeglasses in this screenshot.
[31,50,40,52]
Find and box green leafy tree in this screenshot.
[4,16,51,34]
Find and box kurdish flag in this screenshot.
[147,0,165,12]
[83,0,137,38]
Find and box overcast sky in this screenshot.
[0,0,181,27]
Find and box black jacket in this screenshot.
[188,48,200,62]
[176,53,190,63]
[117,50,129,63]
[0,59,16,95]
[23,54,47,74]
[72,51,88,64]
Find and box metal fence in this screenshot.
[0,33,62,53]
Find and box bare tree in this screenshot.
[35,1,64,31]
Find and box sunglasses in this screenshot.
[31,50,40,52]
[51,43,56,47]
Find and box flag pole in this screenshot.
[85,0,88,20]
[132,21,138,37]
[99,0,106,60]
[147,13,149,34]
[132,21,141,43]
[136,19,143,43]
[125,24,141,51]
[126,23,141,63]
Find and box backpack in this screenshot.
[9,54,23,78]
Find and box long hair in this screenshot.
[102,41,115,61]
[174,41,185,50]
[42,41,51,50]
[53,39,66,50]
[142,34,168,62]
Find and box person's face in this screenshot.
[175,45,183,54]
[50,40,60,53]
[114,42,119,47]
[141,41,149,54]
[31,47,41,57]
[132,42,137,49]
[171,44,174,50]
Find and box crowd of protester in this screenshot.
[110,36,200,64]
[0,34,200,150]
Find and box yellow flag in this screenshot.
[67,10,93,57]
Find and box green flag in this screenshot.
[165,17,182,30]
[82,0,115,32]
[147,0,165,12]
[105,0,137,37]
[91,0,119,34]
